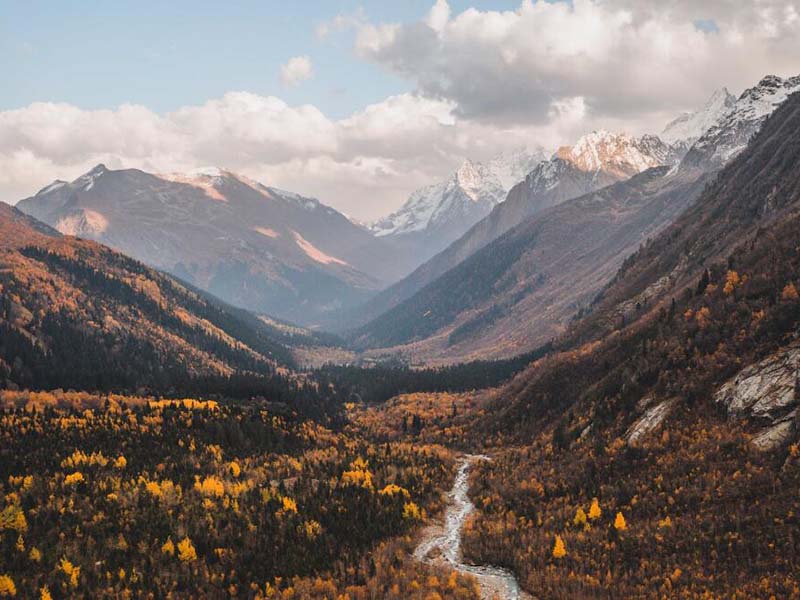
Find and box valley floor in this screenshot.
[3,386,799,599]
[414,454,531,600]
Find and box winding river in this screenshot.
[414,455,530,600]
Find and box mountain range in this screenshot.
[16,166,404,327]
[348,75,800,363]
[339,129,681,338]
[12,75,800,370]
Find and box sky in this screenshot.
[2,0,800,220]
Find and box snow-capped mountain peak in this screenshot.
[453,159,487,201]
[487,149,549,190]
[555,130,673,179]
[370,149,546,240]
[661,88,737,147]
[684,74,800,169]
[73,163,109,192]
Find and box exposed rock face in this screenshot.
[715,344,799,420]
[751,416,796,452]
[626,398,678,446]
[714,343,799,450]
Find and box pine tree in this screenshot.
[696,268,710,295]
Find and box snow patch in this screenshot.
[158,171,227,202]
[36,180,67,196]
[73,164,107,192]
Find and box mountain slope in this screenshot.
[370,150,546,266]
[15,166,399,326]
[460,89,800,600]
[0,202,307,391]
[345,132,675,332]
[352,166,709,362]
[498,88,800,430]
[573,86,800,345]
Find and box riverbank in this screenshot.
[414,455,531,600]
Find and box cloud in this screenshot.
[316,9,367,40]
[0,92,565,221]
[351,0,800,127]
[5,1,799,221]
[279,55,314,87]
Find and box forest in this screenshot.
[0,390,480,599]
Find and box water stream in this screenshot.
[414,455,529,600]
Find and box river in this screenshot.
[414,455,530,600]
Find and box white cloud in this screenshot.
[0,92,564,221]
[5,1,800,222]
[279,55,314,87]
[352,0,800,127]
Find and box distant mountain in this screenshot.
[344,131,676,333]
[369,149,546,267]
[350,75,800,363]
[351,166,710,362]
[661,88,736,152]
[16,166,401,327]
[0,201,311,392]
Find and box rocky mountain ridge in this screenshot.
[16,165,401,327]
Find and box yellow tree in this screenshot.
[0,575,15,597]
[177,537,197,562]
[552,535,567,559]
[588,498,601,521]
[782,282,799,301]
[161,537,175,556]
[723,270,740,295]
[573,507,588,527]
[614,512,627,531]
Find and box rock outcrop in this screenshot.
[714,343,799,450]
